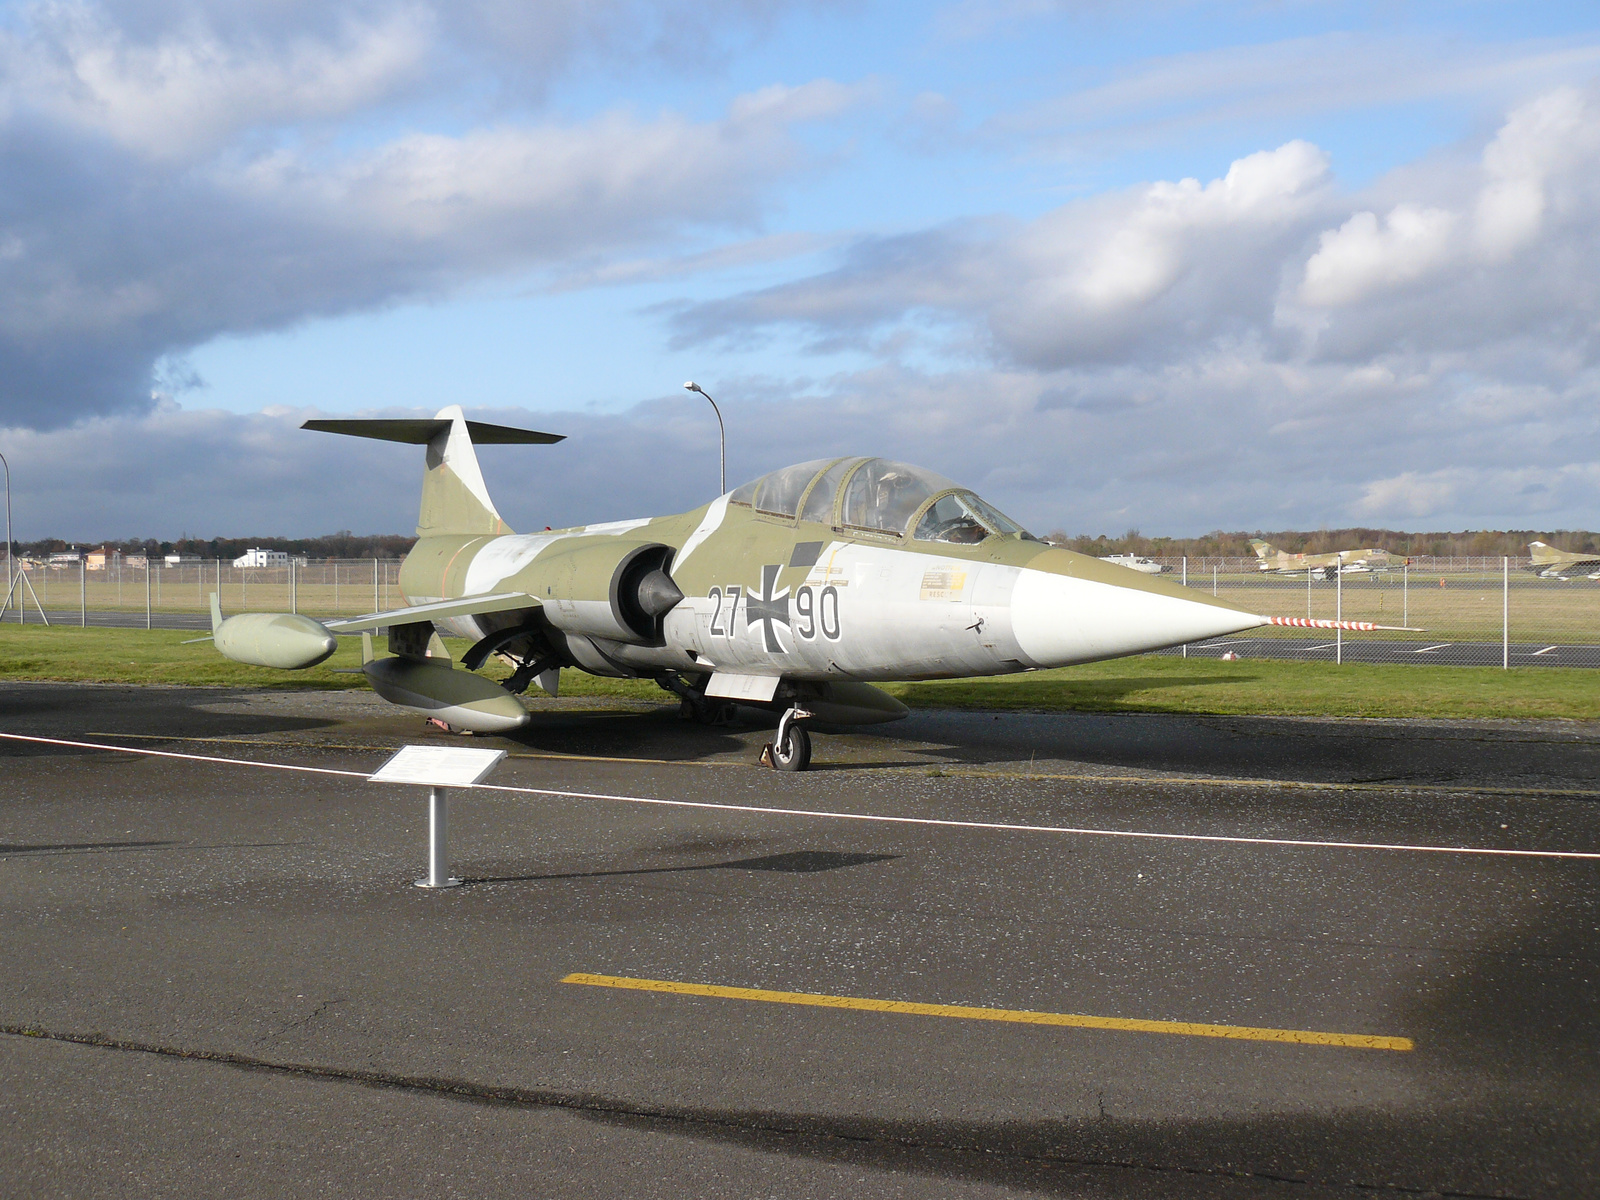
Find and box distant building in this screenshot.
[233,548,289,568]
[164,554,202,568]
[47,550,82,568]
[86,548,115,571]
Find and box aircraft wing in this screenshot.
[323,592,540,633]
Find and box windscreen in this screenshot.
[913,491,1033,543]
[838,459,959,536]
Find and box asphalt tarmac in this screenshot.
[2,682,1598,1198]
[1172,636,1600,667]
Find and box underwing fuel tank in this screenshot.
[363,657,530,733]
[213,612,337,670]
[803,681,909,725]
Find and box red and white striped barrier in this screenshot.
[1265,616,1424,632]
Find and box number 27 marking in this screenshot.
[708,586,741,637]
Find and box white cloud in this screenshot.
[1298,204,1457,307]
[984,31,1600,158]
[659,87,1600,532]
[0,3,434,160]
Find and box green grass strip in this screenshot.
[1,623,1597,720]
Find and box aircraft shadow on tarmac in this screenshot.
[0,683,339,754]
[464,850,898,887]
[890,670,1242,713]
[0,839,176,856]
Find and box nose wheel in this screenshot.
[762,706,813,772]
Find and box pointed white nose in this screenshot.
[1009,568,1263,668]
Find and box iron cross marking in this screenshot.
[745,563,791,653]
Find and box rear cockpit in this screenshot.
[728,457,1038,544]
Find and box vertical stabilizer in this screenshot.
[419,406,510,538]
[301,409,562,538]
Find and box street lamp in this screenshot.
[0,449,10,614]
[683,381,726,495]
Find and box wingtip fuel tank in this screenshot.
[213,612,338,670]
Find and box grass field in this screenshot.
[2,624,1596,721]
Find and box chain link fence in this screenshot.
[3,553,1596,666]
[2,558,407,629]
[1149,556,1599,666]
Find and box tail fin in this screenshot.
[302,406,563,537]
[1529,541,1562,564]
[1249,539,1276,558]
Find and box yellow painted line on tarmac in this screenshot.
[560,972,1414,1051]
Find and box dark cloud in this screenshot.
[0,0,846,428]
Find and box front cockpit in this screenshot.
[728,457,1039,545]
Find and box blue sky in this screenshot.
[3,1,1600,538]
[189,2,1600,418]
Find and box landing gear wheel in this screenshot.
[770,724,811,772]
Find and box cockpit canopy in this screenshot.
[728,457,1036,544]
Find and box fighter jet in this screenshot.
[1098,553,1166,575]
[206,407,1401,770]
[1249,539,1391,580]
[1526,541,1600,580]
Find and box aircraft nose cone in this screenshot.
[636,568,684,617]
[1010,566,1263,667]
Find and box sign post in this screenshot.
[369,744,507,890]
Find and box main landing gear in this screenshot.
[761,706,814,772]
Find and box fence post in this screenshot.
[1181,556,1187,658]
[1307,562,1312,618]
[1503,556,1509,670]
[290,560,297,614]
[1212,564,1217,596]
[80,557,85,626]
[373,557,379,613]
[1335,568,1342,665]
[1403,561,1408,627]
[145,560,151,630]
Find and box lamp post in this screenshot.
[1,449,10,618]
[0,454,9,620]
[683,381,726,496]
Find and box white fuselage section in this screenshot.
[433,533,1261,684]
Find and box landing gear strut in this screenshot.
[657,673,738,725]
[762,706,813,772]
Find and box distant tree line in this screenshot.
[9,530,418,559]
[9,526,1596,562]
[1043,528,1600,559]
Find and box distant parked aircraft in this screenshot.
[1098,554,1165,575]
[1249,539,1391,580]
[1526,541,1600,580]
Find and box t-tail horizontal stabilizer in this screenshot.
[303,405,565,539]
[301,419,564,445]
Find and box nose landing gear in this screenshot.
[761,705,814,772]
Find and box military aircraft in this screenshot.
[1526,541,1600,580]
[205,406,1402,770]
[1249,539,1391,580]
[1098,553,1166,575]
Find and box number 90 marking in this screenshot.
[795,584,841,641]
